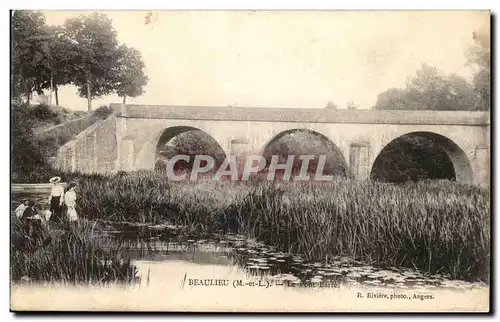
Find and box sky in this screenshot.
[40,10,490,111]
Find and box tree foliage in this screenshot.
[168,131,224,157]
[370,30,490,182]
[63,13,120,110]
[45,25,77,105]
[155,130,226,172]
[11,104,54,181]
[263,130,347,177]
[324,101,337,109]
[375,30,490,111]
[374,63,477,111]
[346,101,359,110]
[11,10,50,101]
[372,64,478,182]
[11,10,148,110]
[370,135,455,183]
[468,30,490,110]
[156,130,349,177]
[113,45,148,104]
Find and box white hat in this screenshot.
[49,176,61,183]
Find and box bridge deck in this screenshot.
[112,104,490,126]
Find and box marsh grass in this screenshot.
[11,172,490,282]
[11,219,138,284]
[77,173,246,232]
[74,173,489,280]
[232,180,490,281]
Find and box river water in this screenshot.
[11,251,489,312]
[10,194,489,311]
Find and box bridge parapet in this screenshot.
[112,104,490,126]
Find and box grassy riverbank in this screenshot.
[11,172,490,282]
[11,218,138,284]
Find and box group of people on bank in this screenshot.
[15,176,79,224]
[13,176,79,252]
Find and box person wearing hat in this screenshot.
[48,176,64,223]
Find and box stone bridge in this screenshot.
[54,104,490,186]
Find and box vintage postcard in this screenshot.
[10,10,490,312]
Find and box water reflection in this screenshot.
[100,233,485,292]
[11,259,490,312]
[11,194,486,292]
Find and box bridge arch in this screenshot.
[370,131,473,183]
[260,128,349,177]
[135,126,227,171]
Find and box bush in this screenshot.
[38,115,98,148]
[31,104,62,124]
[11,105,53,182]
[11,103,116,183]
[92,105,114,119]
[11,103,80,182]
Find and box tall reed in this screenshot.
[232,179,490,281]
[13,172,490,282]
[11,219,138,284]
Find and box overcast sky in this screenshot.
[40,10,489,111]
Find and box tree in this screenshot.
[405,63,453,110]
[262,130,347,177]
[374,29,491,112]
[63,13,121,111]
[159,131,225,160]
[442,73,476,111]
[113,45,148,104]
[11,10,50,103]
[372,64,478,183]
[324,101,337,110]
[374,63,476,111]
[347,101,359,110]
[373,88,408,110]
[44,25,76,106]
[156,130,226,172]
[369,30,490,183]
[370,135,455,183]
[467,30,490,110]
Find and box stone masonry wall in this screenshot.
[54,114,118,174]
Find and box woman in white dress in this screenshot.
[63,182,79,224]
